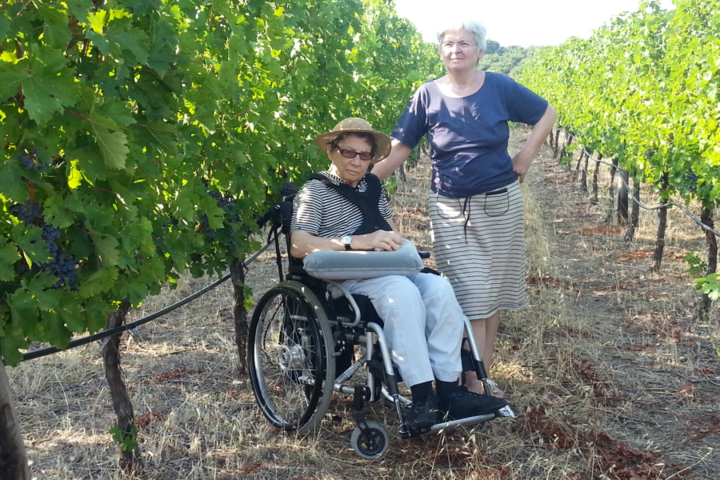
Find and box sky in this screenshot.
[393,0,675,48]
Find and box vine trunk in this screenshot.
[624,174,640,242]
[591,153,602,204]
[695,209,717,320]
[231,259,249,376]
[652,173,670,272]
[102,299,143,474]
[617,168,629,225]
[0,360,29,480]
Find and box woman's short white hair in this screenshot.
[436,21,487,54]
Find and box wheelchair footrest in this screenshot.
[428,413,496,433]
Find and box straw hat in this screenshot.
[314,118,392,162]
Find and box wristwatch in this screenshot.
[341,235,353,251]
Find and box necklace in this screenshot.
[449,71,477,91]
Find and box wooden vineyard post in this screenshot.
[553,128,561,159]
[0,359,30,480]
[580,149,590,192]
[617,167,629,225]
[230,258,249,376]
[651,173,670,272]
[605,158,619,223]
[695,208,717,320]
[558,133,574,165]
[397,163,406,182]
[102,299,143,474]
[575,148,585,177]
[624,174,640,242]
[591,153,602,204]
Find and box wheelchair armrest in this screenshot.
[417,251,431,259]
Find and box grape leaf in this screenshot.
[106,19,149,63]
[0,241,21,281]
[42,311,72,350]
[0,337,28,366]
[0,161,29,201]
[38,5,72,49]
[0,13,10,41]
[12,47,81,125]
[123,282,149,306]
[84,297,111,333]
[0,63,28,104]
[79,267,118,299]
[8,289,41,339]
[198,196,226,230]
[66,0,93,22]
[88,114,129,170]
[174,189,197,223]
[12,224,51,264]
[26,275,61,311]
[59,302,85,333]
[142,122,179,154]
[100,101,136,126]
[66,146,112,182]
[90,234,120,267]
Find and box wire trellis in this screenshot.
[553,129,720,238]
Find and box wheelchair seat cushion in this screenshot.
[303,239,424,280]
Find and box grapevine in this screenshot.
[520,0,720,296]
[0,0,440,365]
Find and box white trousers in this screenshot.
[329,273,465,387]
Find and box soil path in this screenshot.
[514,128,720,479]
[10,128,720,480]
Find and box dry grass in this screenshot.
[8,127,720,479]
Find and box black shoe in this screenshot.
[441,386,508,420]
[407,395,440,428]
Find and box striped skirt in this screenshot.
[428,180,526,320]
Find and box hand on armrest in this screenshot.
[290,229,403,258]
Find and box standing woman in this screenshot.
[372,21,557,397]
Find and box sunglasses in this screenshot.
[338,148,374,161]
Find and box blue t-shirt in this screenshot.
[392,72,548,198]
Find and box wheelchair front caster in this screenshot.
[351,420,389,460]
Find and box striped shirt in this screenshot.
[291,171,393,238]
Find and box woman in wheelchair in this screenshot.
[289,118,507,427]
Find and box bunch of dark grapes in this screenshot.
[208,190,242,254]
[199,213,217,239]
[9,201,77,290]
[19,149,46,172]
[44,251,78,290]
[688,170,699,192]
[9,200,43,225]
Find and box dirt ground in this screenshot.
[8,127,720,479]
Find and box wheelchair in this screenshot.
[247,198,515,460]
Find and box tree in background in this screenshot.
[479,40,534,77]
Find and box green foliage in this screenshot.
[0,0,441,364]
[696,273,720,301]
[479,42,533,76]
[520,0,720,295]
[521,0,720,205]
[684,251,708,277]
[382,175,398,199]
[109,424,138,452]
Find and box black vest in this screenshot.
[309,173,392,235]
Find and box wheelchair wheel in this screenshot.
[248,281,336,434]
[351,421,390,460]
